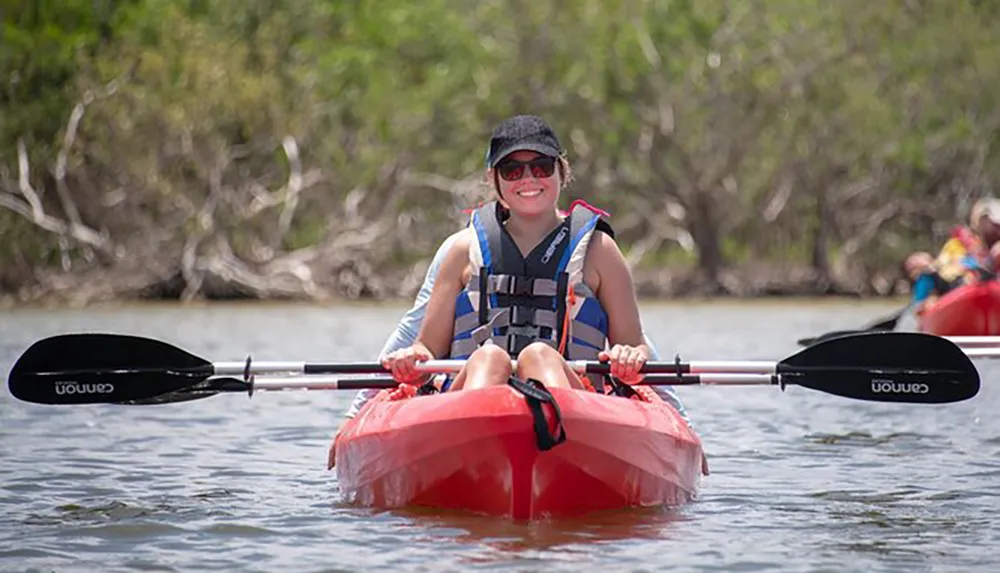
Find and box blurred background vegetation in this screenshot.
[2,0,999,304]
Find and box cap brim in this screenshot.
[488,143,561,168]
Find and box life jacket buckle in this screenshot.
[507,276,534,296]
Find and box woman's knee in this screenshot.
[516,342,561,366]
[515,342,579,388]
[451,344,513,390]
[469,344,513,370]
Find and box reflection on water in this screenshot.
[1,300,998,572]
[387,505,689,551]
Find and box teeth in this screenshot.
[518,190,542,197]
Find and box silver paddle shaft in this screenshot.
[209,359,781,376]
[227,373,780,391]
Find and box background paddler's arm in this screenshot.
[412,231,472,359]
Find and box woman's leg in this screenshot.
[447,344,513,391]
[515,342,586,390]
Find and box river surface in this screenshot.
[0,299,996,572]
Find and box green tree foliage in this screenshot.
[1,0,999,300]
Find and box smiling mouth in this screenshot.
[517,189,543,197]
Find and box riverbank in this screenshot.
[0,260,908,309]
[633,262,906,298]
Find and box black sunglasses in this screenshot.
[496,156,557,182]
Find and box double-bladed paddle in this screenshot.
[5,331,980,406]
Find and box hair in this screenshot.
[556,155,574,188]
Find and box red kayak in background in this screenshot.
[918,281,1000,336]
[334,385,703,520]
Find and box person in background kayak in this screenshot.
[901,197,1000,313]
[902,251,963,314]
[334,114,706,473]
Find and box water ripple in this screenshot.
[1,302,999,572]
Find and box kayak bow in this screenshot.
[334,385,703,520]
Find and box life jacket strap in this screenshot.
[467,274,560,297]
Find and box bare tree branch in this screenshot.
[0,140,110,252]
[276,136,304,245]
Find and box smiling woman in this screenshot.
[380,114,655,394]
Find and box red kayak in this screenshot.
[334,385,703,520]
[918,281,1000,336]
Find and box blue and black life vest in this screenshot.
[450,200,613,365]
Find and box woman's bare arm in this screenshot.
[588,231,647,348]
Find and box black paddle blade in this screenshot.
[778,332,979,404]
[117,378,253,405]
[867,311,904,332]
[796,330,863,347]
[796,308,907,347]
[7,334,214,405]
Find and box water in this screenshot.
[1,300,997,572]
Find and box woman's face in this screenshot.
[492,150,561,217]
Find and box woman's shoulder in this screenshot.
[582,225,630,292]
[586,226,623,260]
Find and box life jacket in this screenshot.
[951,226,985,257]
[925,270,963,296]
[935,226,986,283]
[450,200,612,370]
